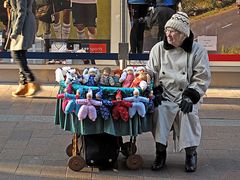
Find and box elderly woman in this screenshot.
[146,12,211,172]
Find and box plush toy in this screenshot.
[123,88,149,118]
[60,86,84,114]
[119,67,135,88]
[99,67,115,86]
[146,90,155,113]
[76,88,102,121]
[55,66,71,83]
[95,88,113,120]
[63,68,82,85]
[130,66,150,91]
[56,83,75,112]
[113,69,122,87]
[82,67,100,86]
[112,89,132,122]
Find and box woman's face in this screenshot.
[165,28,186,47]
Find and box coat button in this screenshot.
[162,72,165,75]
[159,81,163,84]
[179,88,183,91]
[182,72,185,75]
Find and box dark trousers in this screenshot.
[128,4,148,53]
[11,50,35,85]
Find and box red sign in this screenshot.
[89,43,107,53]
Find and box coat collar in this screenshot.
[163,31,194,53]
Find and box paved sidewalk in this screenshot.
[0,84,239,180]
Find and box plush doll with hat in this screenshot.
[119,66,135,88]
[113,69,122,87]
[95,88,113,120]
[130,66,150,91]
[123,88,149,118]
[76,88,102,121]
[99,67,115,86]
[112,89,132,122]
[82,67,100,86]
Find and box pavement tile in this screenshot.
[4,140,28,150]
[0,149,24,160]
[0,159,19,174]
[8,130,33,141]
[31,129,54,138]
[0,173,13,180]
[66,168,92,179]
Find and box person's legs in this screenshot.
[11,50,41,97]
[128,4,148,53]
[129,20,138,53]
[151,142,167,170]
[62,9,71,39]
[53,13,61,39]
[185,146,197,172]
[12,50,35,84]
[128,4,138,53]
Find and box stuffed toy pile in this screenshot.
[56,66,154,122]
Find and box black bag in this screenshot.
[35,0,54,23]
[84,134,121,169]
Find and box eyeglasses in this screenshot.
[164,29,180,35]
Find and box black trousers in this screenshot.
[128,4,148,53]
[11,50,35,85]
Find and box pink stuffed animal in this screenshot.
[76,89,102,121]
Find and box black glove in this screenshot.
[179,96,193,114]
[153,85,163,107]
[153,94,162,107]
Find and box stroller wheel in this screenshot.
[126,154,143,170]
[121,142,137,157]
[68,155,85,171]
[66,143,73,157]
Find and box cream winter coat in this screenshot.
[146,32,211,151]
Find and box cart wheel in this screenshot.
[121,142,137,157]
[126,154,143,170]
[66,144,73,157]
[68,155,85,171]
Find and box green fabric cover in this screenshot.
[54,83,153,136]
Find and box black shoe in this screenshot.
[151,150,166,171]
[185,152,197,172]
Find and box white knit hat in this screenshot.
[165,12,190,37]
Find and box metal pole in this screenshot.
[119,0,129,70]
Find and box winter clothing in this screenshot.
[146,11,211,172]
[165,11,190,37]
[8,0,36,51]
[7,0,40,97]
